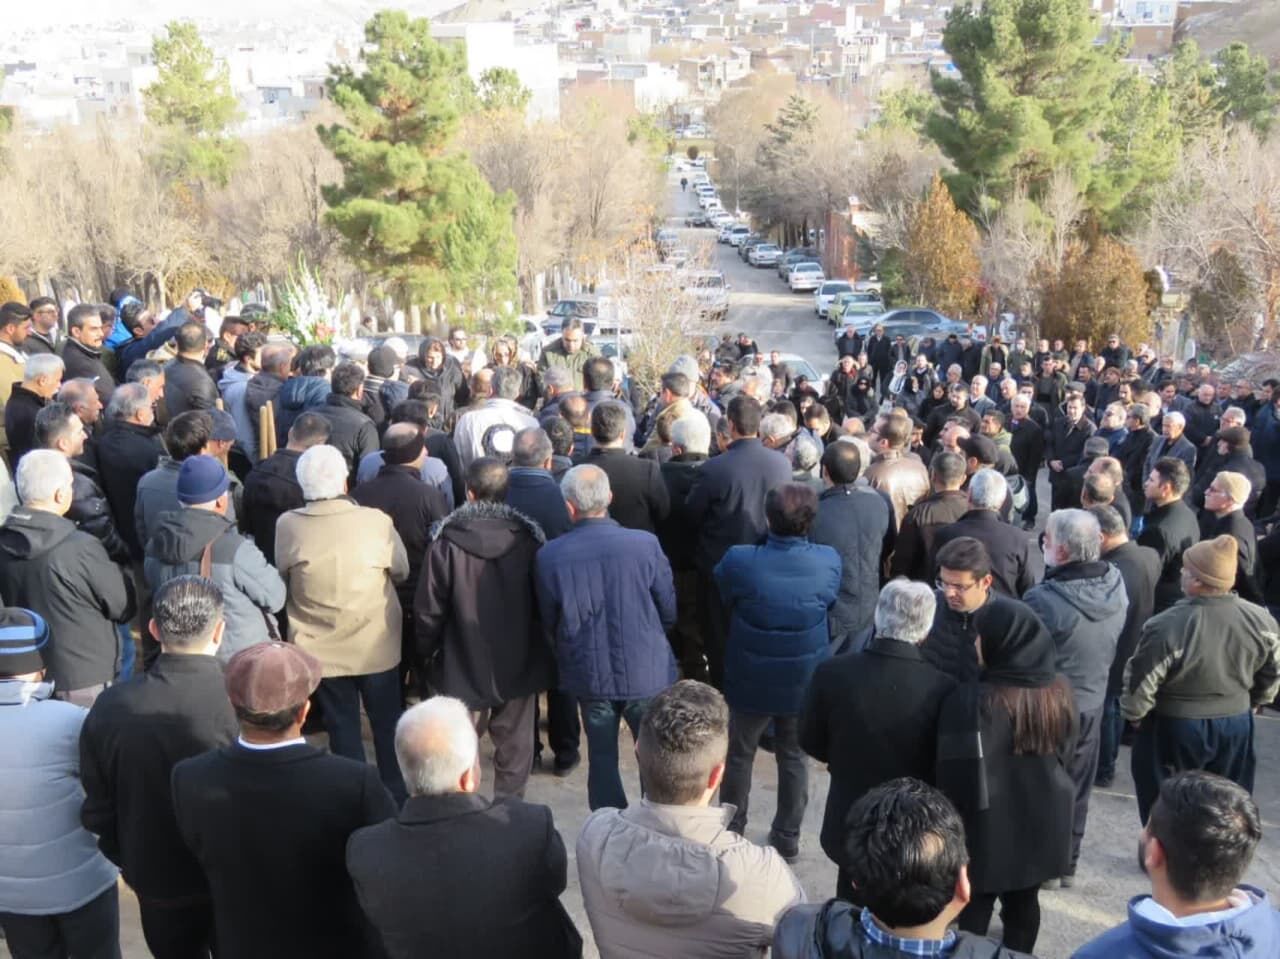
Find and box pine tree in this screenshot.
[319,11,517,312]
[903,174,981,318]
[144,21,242,187]
[929,0,1117,211]
[1157,40,1222,142]
[1216,42,1279,137]
[477,67,531,114]
[757,94,818,170]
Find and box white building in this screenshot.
[431,21,561,120]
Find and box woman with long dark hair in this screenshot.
[919,381,949,420]
[935,594,1077,954]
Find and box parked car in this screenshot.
[680,270,730,322]
[717,223,743,243]
[777,247,820,279]
[737,236,766,261]
[726,226,752,247]
[748,243,782,267]
[709,212,735,228]
[542,296,607,337]
[684,212,712,228]
[861,308,962,333]
[666,247,691,268]
[827,290,885,326]
[772,352,827,393]
[656,228,679,253]
[813,280,854,319]
[787,262,825,292]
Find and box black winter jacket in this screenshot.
[79,654,237,898]
[69,460,131,565]
[890,489,969,581]
[0,508,134,690]
[243,371,286,432]
[316,394,379,484]
[163,356,219,418]
[923,591,1016,684]
[657,453,707,571]
[584,447,669,534]
[414,501,554,708]
[352,464,449,606]
[1104,540,1161,698]
[241,449,303,564]
[1138,499,1201,612]
[4,385,45,466]
[506,467,572,542]
[61,338,115,405]
[931,510,1043,598]
[95,420,164,560]
[810,483,894,641]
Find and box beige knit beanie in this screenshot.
[1183,535,1238,591]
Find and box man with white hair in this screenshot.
[1144,409,1197,483]
[535,464,677,810]
[0,451,133,704]
[1201,471,1262,603]
[800,579,956,900]
[931,468,1042,597]
[1023,509,1128,887]
[347,696,583,957]
[4,352,62,466]
[275,444,409,803]
[968,375,994,416]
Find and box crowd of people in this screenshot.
[0,291,1276,959]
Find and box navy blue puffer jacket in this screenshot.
[715,534,841,715]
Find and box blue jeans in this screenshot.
[314,668,407,804]
[1096,694,1124,783]
[117,623,135,682]
[580,698,650,810]
[1132,712,1255,823]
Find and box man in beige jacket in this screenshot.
[275,443,409,803]
[577,680,803,957]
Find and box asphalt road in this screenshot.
[16,177,1280,959]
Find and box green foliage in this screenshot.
[875,87,934,135]
[477,67,531,114]
[876,248,908,307]
[1092,72,1180,230]
[1215,42,1279,137]
[928,0,1120,213]
[1158,40,1221,142]
[758,94,818,170]
[144,21,243,187]
[319,11,517,311]
[626,113,670,157]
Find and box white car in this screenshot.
[726,226,752,247]
[709,212,735,228]
[679,270,730,322]
[788,262,825,292]
[717,223,742,242]
[748,243,782,266]
[813,280,854,318]
[666,247,691,268]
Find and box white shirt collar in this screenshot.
[237,735,306,751]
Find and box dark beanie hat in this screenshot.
[177,455,231,506]
[368,344,398,378]
[976,598,1057,689]
[0,609,49,677]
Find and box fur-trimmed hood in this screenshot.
[429,499,546,559]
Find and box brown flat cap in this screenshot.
[225,642,322,714]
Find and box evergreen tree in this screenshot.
[930,0,1151,215]
[477,67,531,114]
[319,11,517,311]
[144,21,242,187]
[1158,40,1222,142]
[1216,42,1279,137]
[903,174,981,318]
[1091,72,1180,230]
[757,94,818,170]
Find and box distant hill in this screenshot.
[1182,0,1280,61]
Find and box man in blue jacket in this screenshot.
[715,483,840,863]
[535,464,676,810]
[685,395,791,688]
[1072,771,1279,959]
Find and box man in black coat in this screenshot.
[317,361,380,487]
[583,400,668,533]
[865,323,892,398]
[172,641,396,959]
[1139,456,1201,613]
[242,412,330,565]
[1007,395,1045,529]
[1115,405,1156,520]
[5,354,61,468]
[1092,504,1159,788]
[79,576,237,959]
[414,458,553,799]
[658,416,711,682]
[685,395,792,687]
[800,579,956,901]
[1199,471,1262,604]
[95,385,164,562]
[353,424,449,699]
[347,696,582,959]
[505,427,579,773]
[932,469,1043,598]
[243,343,293,433]
[1181,382,1222,459]
[162,322,219,418]
[60,304,114,405]
[1046,393,1096,509]
[924,536,1016,684]
[1190,426,1265,516]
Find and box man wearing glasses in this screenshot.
[24,298,60,356]
[921,536,1012,685]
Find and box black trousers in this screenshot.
[959,885,1041,955]
[138,897,215,959]
[535,689,581,768]
[672,569,709,682]
[0,885,120,959]
[1067,706,1103,874]
[720,712,808,846]
[695,568,729,690]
